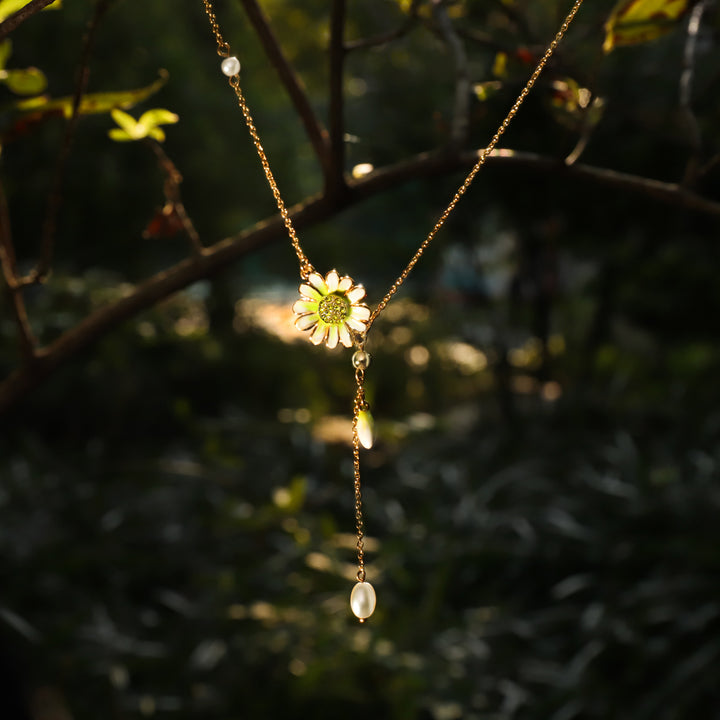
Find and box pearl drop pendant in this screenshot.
[221,56,241,77]
[350,581,376,621]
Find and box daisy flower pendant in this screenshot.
[293,269,371,349]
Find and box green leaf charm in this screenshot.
[357,410,374,450]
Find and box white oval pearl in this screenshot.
[350,581,376,620]
[221,56,241,77]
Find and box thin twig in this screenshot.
[238,0,331,183]
[21,0,114,286]
[432,0,471,145]
[0,183,37,360]
[679,0,708,186]
[344,0,420,51]
[147,140,203,255]
[0,0,56,42]
[2,146,719,415]
[328,0,348,195]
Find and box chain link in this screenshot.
[352,367,367,582]
[202,0,585,605]
[202,0,583,314]
[202,2,315,279]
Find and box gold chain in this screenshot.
[202,0,584,618]
[352,366,368,584]
[202,0,316,279]
[201,0,584,318]
[367,0,584,330]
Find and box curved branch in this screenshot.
[345,0,420,52]
[328,0,347,195]
[0,0,56,42]
[432,0,471,145]
[238,0,331,182]
[23,0,114,286]
[1,147,718,415]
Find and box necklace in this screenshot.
[202,0,584,622]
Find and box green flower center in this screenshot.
[318,293,349,325]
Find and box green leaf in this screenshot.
[110,108,140,135]
[107,128,135,142]
[604,0,689,53]
[0,40,11,71]
[0,66,47,95]
[0,0,61,22]
[138,108,179,128]
[473,80,502,102]
[108,106,179,143]
[147,126,166,142]
[11,71,168,120]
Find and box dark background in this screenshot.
[1,1,720,718]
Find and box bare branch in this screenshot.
[0,183,37,361]
[0,0,56,42]
[147,141,203,255]
[345,0,420,52]
[238,0,331,183]
[432,0,471,145]
[2,144,719,415]
[679,0,709,185]
[22,0,114,286]
[328,0,348,195]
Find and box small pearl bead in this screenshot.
[352,350,371,370]
[221,56,241,77]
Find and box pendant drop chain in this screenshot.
[201,0,584,621]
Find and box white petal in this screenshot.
[347,286,366,303]
[310,324,327,345]
[293,299,317,314]
[325,269,339,293]
[326,325,339,349]
[295,313,319,331]
[338,323,353,347]
[350,305,371,321]
[308,272,328,295]
[338,276,353,292]
[346,316,367,332]
[299,283,321,301]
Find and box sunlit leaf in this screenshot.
[0,66,47,95]
[108,106,178,143]
[147,126,166,142]
[492,52,508,78]
[604,0,689,53]
[474,80,502,102]
[109,108,138,135]
[11,71,168,120]
[0,40,11,70]
[107,127,134,142]
[0,0,61,22]
[138,108,179,128]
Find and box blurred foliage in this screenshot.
[1,1,720,719]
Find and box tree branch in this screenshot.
[432,0,471,146]
[328,0,348,196]
[0,0,56,42]
[0,183,37,361]
[238,0,331,184]
[344,0,420,52]
[679,0,708,186]
[1,146,718,415]
[147,140,203,255]
[21,0,113,286]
